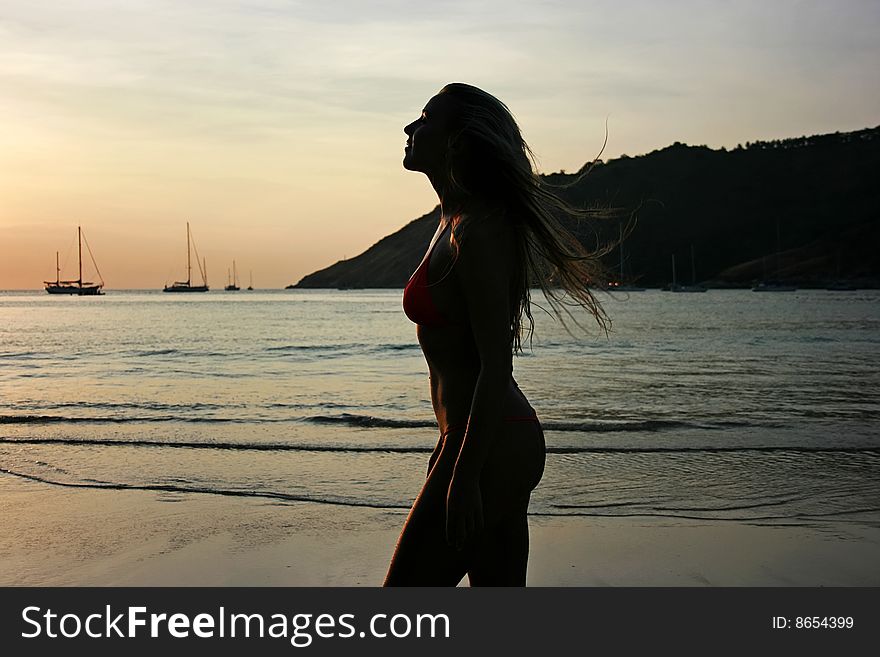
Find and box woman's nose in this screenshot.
[404,121,416,136]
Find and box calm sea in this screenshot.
[1,289,878,531]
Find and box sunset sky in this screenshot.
[1,0,878,289]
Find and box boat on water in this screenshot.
[668,248,707,293]
[823,252,856,290]
[752,281,797,292]
[825,281,857,291]
[164,222,209,292]
[225,260,240,291]
[752,220,796,292]
[44,226,104,295]
[247,270,254,291]
[607,224,646,291]
[607,281,647,291]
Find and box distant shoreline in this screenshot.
[3,283,879,294]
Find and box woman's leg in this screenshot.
[383,429,470,586]
[465,495,531,586]
[384,421,545,587]
[466,420,545,586]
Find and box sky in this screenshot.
[1,0,878,289]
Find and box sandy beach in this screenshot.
[1,475,877,587]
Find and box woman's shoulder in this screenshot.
[451,204,517,277]
[453,203,513,247]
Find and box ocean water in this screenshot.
[1,289,878,532]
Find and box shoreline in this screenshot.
[1,476,877,587]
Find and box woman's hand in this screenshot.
[446,470,484,550]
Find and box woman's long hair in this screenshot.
[436,82,621,354]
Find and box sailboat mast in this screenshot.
[775,220,781,279]
[186,222,192,286]
[203,257,207,287]
[56,251,60,285]
[78,225,83,289]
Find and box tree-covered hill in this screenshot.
[293,125,879,289]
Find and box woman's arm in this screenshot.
[446,214,514,547]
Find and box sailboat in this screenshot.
[825,250,857,290]
[752,220,796,292]
[670,246,707,293]
[247,270,254,291]
[607,224,645,291]
[752,279,797,292]
[163,222,209,292]
[225,260,240,291]
[44,226,104,295]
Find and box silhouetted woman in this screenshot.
[384,83,610,586]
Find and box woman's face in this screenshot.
[403,93,458,176]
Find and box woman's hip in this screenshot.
[430,417,545,494]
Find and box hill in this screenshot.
[292,126,880,289]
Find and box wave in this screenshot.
[0,351,42,360]
[307,414,435,429]
[264,342,419,355]
[551,498,803,513]
[0,437,433,452]
[0,412,427,426]
[0,410,833,435]
[2,437,877,456]
[265,344,343,353]
[133,348,180,356]
[265,402,357,410]
[542,419,755,432]
[0,414,247,425]
[100,348,237,359]
[12,401,242,412]
[3,467,877,522]
[302,415,764,433]
[532,507,880,523]
[10,400,381,414]
[0,468,409,509]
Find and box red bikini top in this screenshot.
[403,224,452,327]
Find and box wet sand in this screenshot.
[1,476,877,586]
